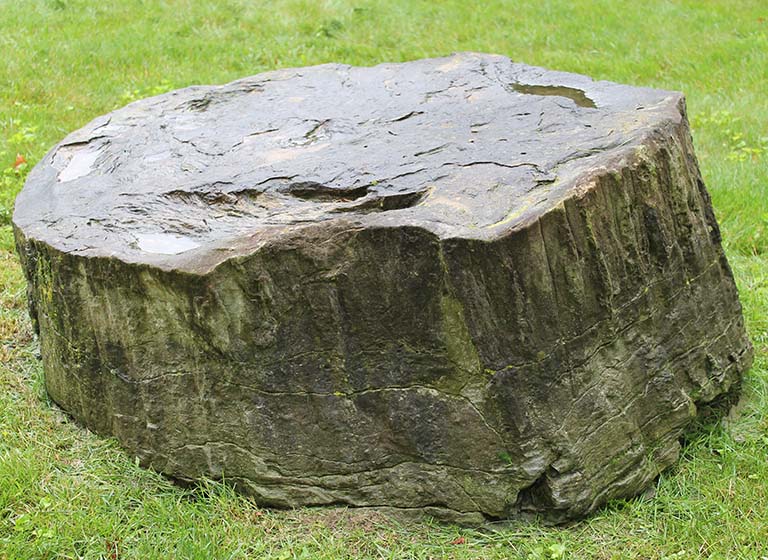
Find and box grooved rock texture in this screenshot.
[13,53,753,523]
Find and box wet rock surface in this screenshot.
[14,53,752,523]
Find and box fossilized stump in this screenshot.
[13,53,752,523]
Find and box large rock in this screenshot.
[13,53,752,523]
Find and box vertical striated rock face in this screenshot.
[13,53,752,523]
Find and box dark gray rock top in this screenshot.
[14,52,683,273]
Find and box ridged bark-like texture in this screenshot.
[13,53,752,523]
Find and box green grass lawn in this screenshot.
[1,0,767,558]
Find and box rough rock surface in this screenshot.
[13,53,752,523]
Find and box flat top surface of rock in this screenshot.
[14,52,681,271]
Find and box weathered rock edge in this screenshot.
[14,60,752,524]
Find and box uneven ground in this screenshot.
[1,1,767,558]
